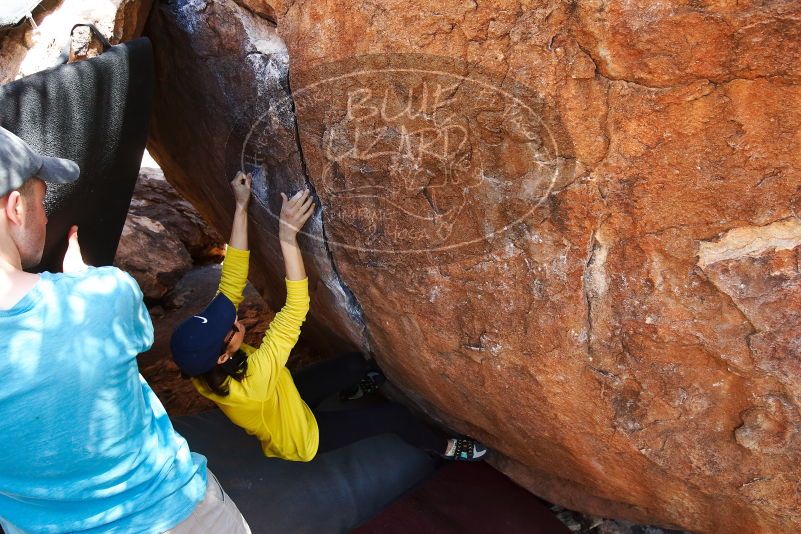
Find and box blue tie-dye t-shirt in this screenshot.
[0,267,207,533]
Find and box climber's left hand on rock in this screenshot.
[231,171,252,209]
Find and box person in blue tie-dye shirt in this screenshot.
[0,126,250,534]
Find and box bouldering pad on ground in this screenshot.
[172,408,437,534]
[353,461,571,534]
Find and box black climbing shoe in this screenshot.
[443,438,487,462]
[340,370,386,401]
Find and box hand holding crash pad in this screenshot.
[0,37,154,272]
[62,225,89,273]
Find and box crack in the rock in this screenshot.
[581,180,611,377]
[421,186,441,216]
[232,0,278,25]
[576,41,797,90]
[284,71,368,343]
[694,263,759,375]
[588,364,620,383]
[598,77,612,168]
[566,11,798,91]
[582,228,600,362]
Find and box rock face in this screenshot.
[145,0,367,355]
[130,168,225,263]
[115,211,192,301]
[114,168,224,301]
[145,1,801,533]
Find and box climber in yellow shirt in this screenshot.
[170,171,486,462]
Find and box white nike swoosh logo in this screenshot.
[194,316,208,324]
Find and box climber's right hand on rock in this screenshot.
[279,189,314,241]
[231,171,252,209]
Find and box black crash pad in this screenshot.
[172,409,437,534]
[0,37,154,272]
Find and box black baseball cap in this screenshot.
[0,126,79,197]
[171,293,237,377]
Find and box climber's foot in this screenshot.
[442,438,487,462]
[340,370,386,401]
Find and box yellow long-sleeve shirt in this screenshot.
[191,246,319,461]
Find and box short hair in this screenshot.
[16,178,38,202]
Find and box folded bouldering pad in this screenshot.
[172,409,437,534]
[0,37,154,272]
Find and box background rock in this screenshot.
[0,0,153,83]
[114,167,223,301]
[114,211,192,301]
[551,504,687,534]
[131,167,225,262]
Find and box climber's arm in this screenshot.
[251,188,314,368]
[244,189,315,394]
[248,277,310,393]
[218,172,252,309]
[279,189,314,282]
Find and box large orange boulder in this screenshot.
[145,1,801,532]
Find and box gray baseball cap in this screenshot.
[0,125,80,197]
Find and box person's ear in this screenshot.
[217,353,230,364]
[4,191,23,226]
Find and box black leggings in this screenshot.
[292,353,448,455]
